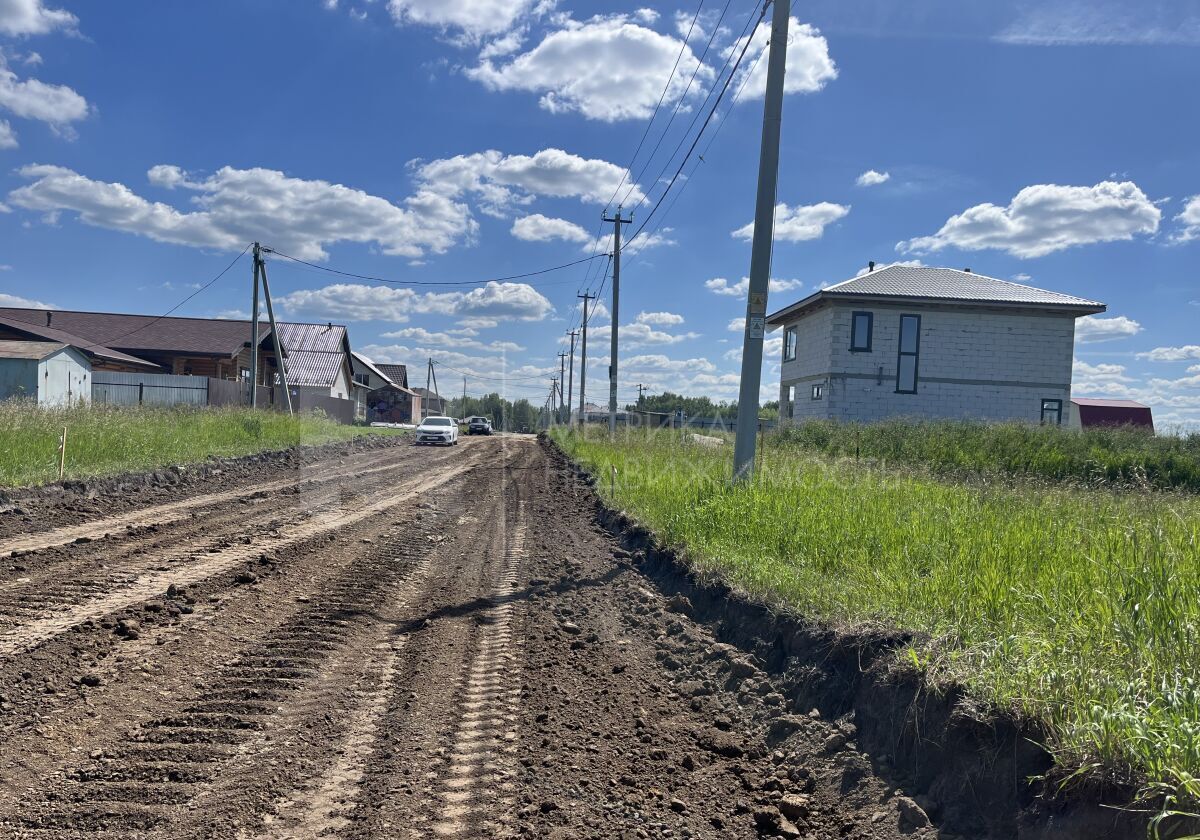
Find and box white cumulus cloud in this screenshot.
[1175,195,1200,242]
[0,118,15,149]
[635,311,684,326]
[277,281,552,324]
[898,181,1161,259]
[387,0,548,39]
[1137,345,1200,362]
[0,54,90,140]
[0,0,76,36]
[1074,315,1142,343]
[414,148,643,216]
[733,202,849,243]
[511,213,591,243]
[705,276,804,297]
[467,15,713,122]
[729,18,837,101]
[856,169,890,187]
[8,164,477,261]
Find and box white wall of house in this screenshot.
[778,302,1075,424]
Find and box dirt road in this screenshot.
[0,435,938,839]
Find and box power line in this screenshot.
[623,0,769,253]
[621,0,736,209]
[261,247,607,289]
[4,243,253,354]
[603,0,708,214]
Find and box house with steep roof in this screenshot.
[765,265,1106,425]
[0,307,355,400]
[351,352,421,422]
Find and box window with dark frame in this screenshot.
[1041,398,1063,425]
[895,314,920,393]
[850,311,873,352]
[783,326,798,362]
[811,383,824,400]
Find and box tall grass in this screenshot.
[0,401,397,487]
[555,427,1200,811]
[775,418,1200,492]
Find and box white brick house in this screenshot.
[765,265,1106,425]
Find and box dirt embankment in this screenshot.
[543,436,1198,840]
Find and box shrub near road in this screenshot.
[553,426,1200,819]
[0,402,399,487]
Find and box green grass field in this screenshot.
[775,418,1200,492]
[554,426,1200,818]
[0,402,403,487]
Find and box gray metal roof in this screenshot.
[767,265,1106,324]
[0,340,70,360]
[276,322,350,388]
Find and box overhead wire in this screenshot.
[602,0,708,214]
[261,247,607,289]
[2,243,253,354]
[622,0,770,253]
[619,0,735,209]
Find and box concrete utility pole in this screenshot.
[256,249,293,415]
[732,0,791,484]
[602,208,632,435]
[250,243,262,407]
[576,292,595,427]
[557,352,568,422]
[566,329,578,426]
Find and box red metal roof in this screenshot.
[1072,398,1153,430]
[1071,398,1149,408]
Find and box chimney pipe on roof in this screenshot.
[964,268,972,273]
[46,311,52,327]
[868,261,875,272]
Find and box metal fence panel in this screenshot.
[92,372,209,407]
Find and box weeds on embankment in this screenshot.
[0,402,398,487]
[554,426,1200,817]
[776,418,1200,492]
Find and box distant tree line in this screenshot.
[448,393,540,432]
[624,391,779,421]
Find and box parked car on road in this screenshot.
[467,416,493,435]
[415,416,459,446]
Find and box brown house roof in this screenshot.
[0,307,266,357]
[375,363,409,388]
[0,313,159,369]
[0,340,72,361]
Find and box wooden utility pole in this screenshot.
[250,243,262,407]
[256,248,293,415]
[732,0,790,483]
[602,208,632,435]
[557,352,568,422]
[576,292,595,427]
[566,329,578,426]
[636,383,648,409]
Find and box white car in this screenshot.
[415,416,459,446]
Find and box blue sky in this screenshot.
[1,0,1198,423]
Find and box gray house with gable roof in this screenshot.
[765,265,1106,425]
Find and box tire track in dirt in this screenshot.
[9,504,455,839]
[429,453,528,838]
[0,443,463,558]
[0,448,486,658]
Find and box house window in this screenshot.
[850,311,873,352]
[1041,398,1063,426]
[783,326,798,362]
[239,367,250,381]
[895,314,921,394]
[787,385,797,418]
[811,383,824,400]
[354,372,370,386]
